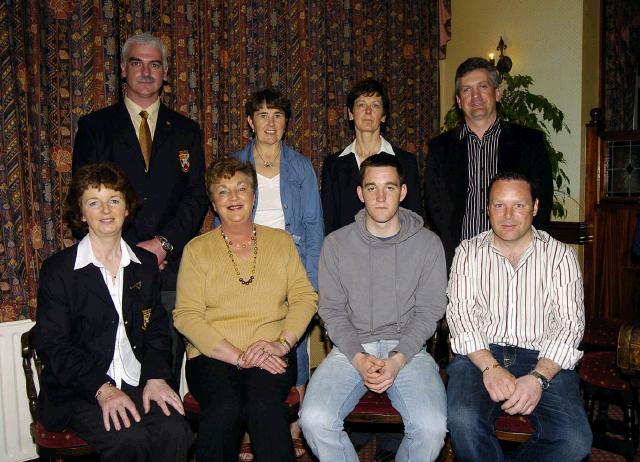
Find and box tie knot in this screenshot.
[140,110,149,120]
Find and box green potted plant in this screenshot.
[443,73,571,218]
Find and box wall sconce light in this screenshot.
[494,36,512,74]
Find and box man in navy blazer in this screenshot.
[72,33,208,384]
[425,58,553,270]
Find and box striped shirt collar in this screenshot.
[477,226,549,249]
[460,117,501,141]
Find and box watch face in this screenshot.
[157,236,173,252]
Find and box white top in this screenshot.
[446,228,585,370]
[254,173,286,230]
[124,96,160,140]
[74,235,142,387]
[338,135,396,167]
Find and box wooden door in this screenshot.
[584,109,640,321]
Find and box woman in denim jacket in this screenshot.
[232,88,324,460]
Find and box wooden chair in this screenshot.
[20,326,96,461]
[579,350,638,462]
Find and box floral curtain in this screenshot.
[0,0,446,322]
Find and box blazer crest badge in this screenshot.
[178,150,190,172]
[141,308,152,330]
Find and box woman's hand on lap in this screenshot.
[243,339,288,373]
[96,384,141,432]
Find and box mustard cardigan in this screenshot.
[174,225,318,360]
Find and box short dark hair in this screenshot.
[455,57,500,95]
[488,171,538,204]
[347,79,390,131]
[359,152,405,186]
[64,163,138,235]
[245,88,292,121]
[205,157,257,198]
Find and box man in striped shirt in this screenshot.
[425,57,553,270]
[446,172,591,461]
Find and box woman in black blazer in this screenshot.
[321,79,423,235]
[35,163,191,462]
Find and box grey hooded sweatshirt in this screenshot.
[318,207,447,363]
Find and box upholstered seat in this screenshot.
[582,318,625,351]
[494,413,533,441]
[33,421,90,449]
[345,391,401,424]
[580,350,632,390]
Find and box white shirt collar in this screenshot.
[74,235,141,270]
[338,135,396,157]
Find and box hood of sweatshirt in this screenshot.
[353,206,425,246]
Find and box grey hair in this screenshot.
[121,33,167,69]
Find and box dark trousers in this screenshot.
[161,290,184,388]
[187,352,296,462]
[447,345,592,462]
[69,382,193,462]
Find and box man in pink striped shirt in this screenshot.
[446,171,592,461]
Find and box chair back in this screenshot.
[21,326,40,422]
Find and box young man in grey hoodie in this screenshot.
[299,153,448,462]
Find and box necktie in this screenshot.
[139,110,152,172]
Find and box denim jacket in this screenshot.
[232,140,324,289]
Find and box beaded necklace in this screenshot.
[221,225,257,285]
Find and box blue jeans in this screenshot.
[447,345,592,462]
[296,333,310,386]
[300,340,447,462]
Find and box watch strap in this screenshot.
[529,370,550,390]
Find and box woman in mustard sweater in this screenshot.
[174,157,317,462]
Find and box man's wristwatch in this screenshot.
[156,235,174,252]
[529,370,550,390]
